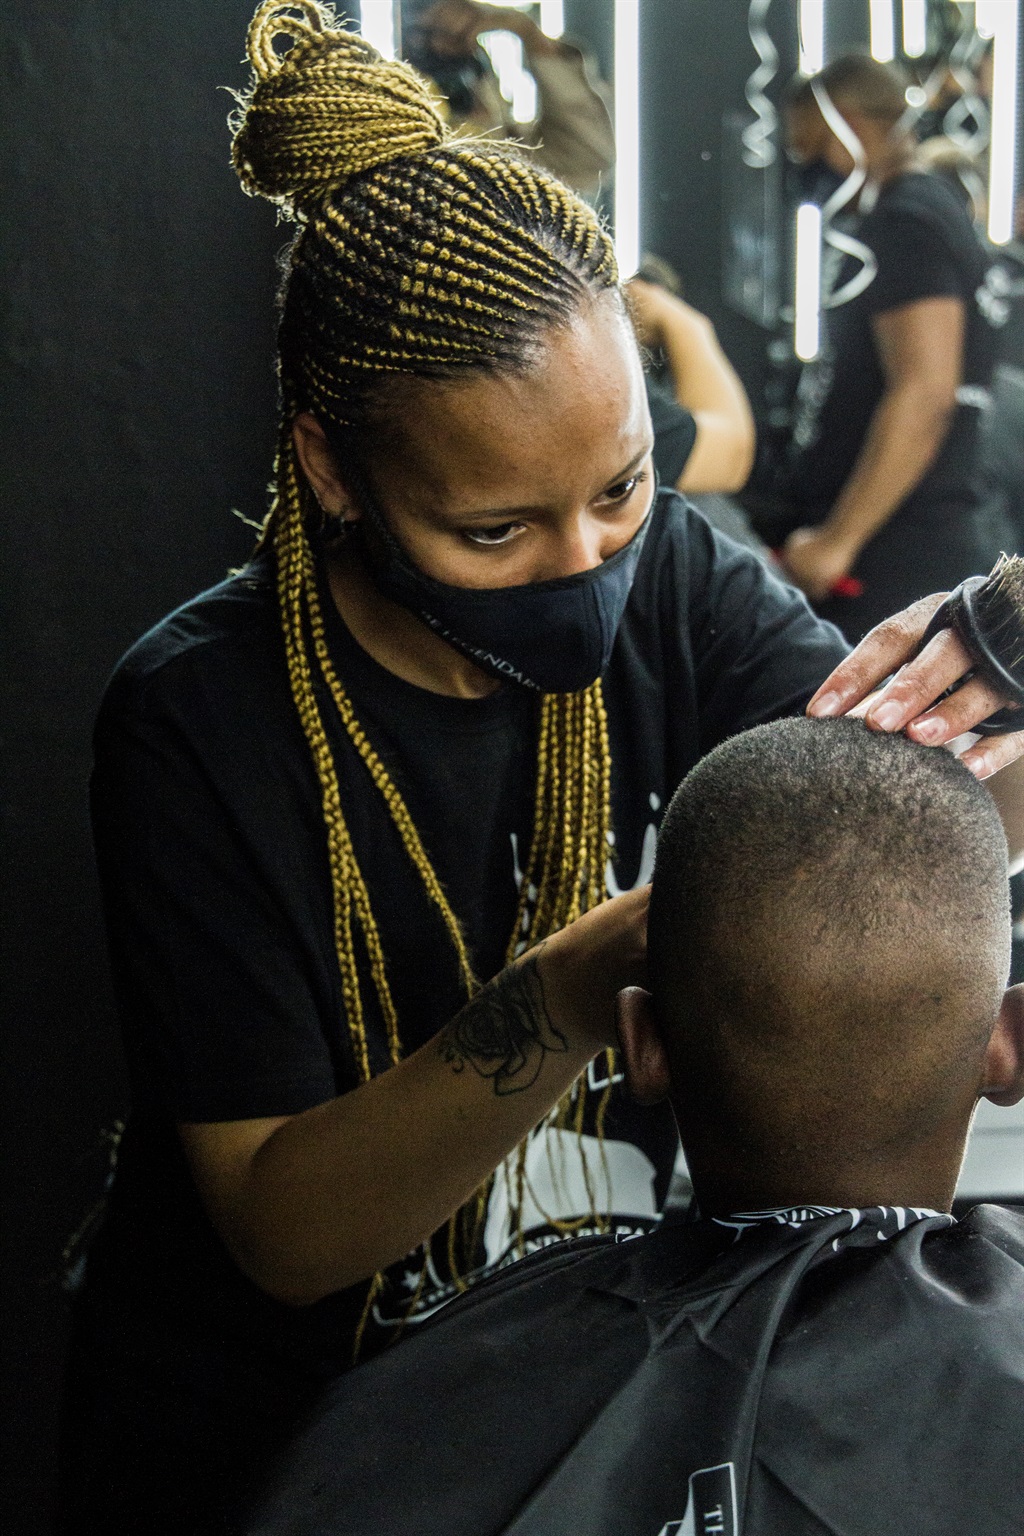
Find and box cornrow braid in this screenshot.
[231,1,622,1351]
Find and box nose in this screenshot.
[536,513,625,582]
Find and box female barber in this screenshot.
[59,5,1024,1530]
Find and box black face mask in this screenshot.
[789,158,846,207]
[348,483,656,694]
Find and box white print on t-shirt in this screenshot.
[510,788,661,911]
[976,262,1022,329]
[657,1462,738,1536]
[367,1127,658,1334]
[480,1121,659,1273]
[605,789,661,897]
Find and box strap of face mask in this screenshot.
[810,78,879,310]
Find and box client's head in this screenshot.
[618,717,1024,1214]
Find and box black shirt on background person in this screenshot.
[781,55,1007,639]
[791,172,1000,522]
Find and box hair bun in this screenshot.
[231,0,448,211]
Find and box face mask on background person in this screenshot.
[788,158,848,208]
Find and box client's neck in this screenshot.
[680,1132,966,1218]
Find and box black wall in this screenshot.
[639,0,790,410]
[637,0,834,414]
[1,5,282,1529]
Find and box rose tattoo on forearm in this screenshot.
[438,948,568,1095]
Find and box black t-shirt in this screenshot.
[244,1204,1024,1536]
[791,172,1003,521]
[88,491,847,1383]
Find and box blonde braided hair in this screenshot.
[231,1,621,1353]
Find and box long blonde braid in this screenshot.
[231,0,621,1349]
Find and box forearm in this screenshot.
[195,950,600,1305]
[504,12,614,188]
[823,384,954,560]
[660,310,755,495]
[677,413,756,495]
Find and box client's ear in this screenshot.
[615,987,672,1105]
[980,984,1024,1107]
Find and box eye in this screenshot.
[463,522,525,547]
[601,471,646,504]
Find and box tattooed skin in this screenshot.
[438,948,568,1095]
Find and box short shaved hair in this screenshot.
[788,51,911,126]
[649,718,1010,1186]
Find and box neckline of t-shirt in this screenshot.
[309,550,534,734]
[874,169,955,210]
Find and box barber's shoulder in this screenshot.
[872,171,977,248]
[643,484,701,561]
[100,556,280,717]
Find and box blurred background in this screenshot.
[2,3,1022,1529]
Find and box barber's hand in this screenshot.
[418,1,538,55]
[806,591,1024,779]
[416,2,485,56]
[533,887,649,1055]
[781,526,856,603]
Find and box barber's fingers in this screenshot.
[807,592,1010,734]
[807,593,949,718]
[895,668,1010,747]
[807,594,1024,776]
[959,728,1024,781]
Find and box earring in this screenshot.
[319,510,349,544]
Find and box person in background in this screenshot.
[914,134,987,226]
[781,53,1005,641]
[402,0,614,199]
[242,717,1024,1536]
[625,267,756,498]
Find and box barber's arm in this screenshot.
[519,34,615,197]
[179,890,645,1307]
[421,2,614,195]
[627,279,756,495]
[782,296,964,600]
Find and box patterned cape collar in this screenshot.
[711,1204,955,1244]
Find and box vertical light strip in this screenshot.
[794,202,822,361]
[901,0,927,58]
[481,30,537,123]
[870,0,895,62]
[539,0,565,38]
[799,0,826,75]
[987,0,1021,245]
[358,0,395,58]
[614,0,641,278]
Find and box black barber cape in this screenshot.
[241,1205,1024,1536]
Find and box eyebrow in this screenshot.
[449,440,657,524]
